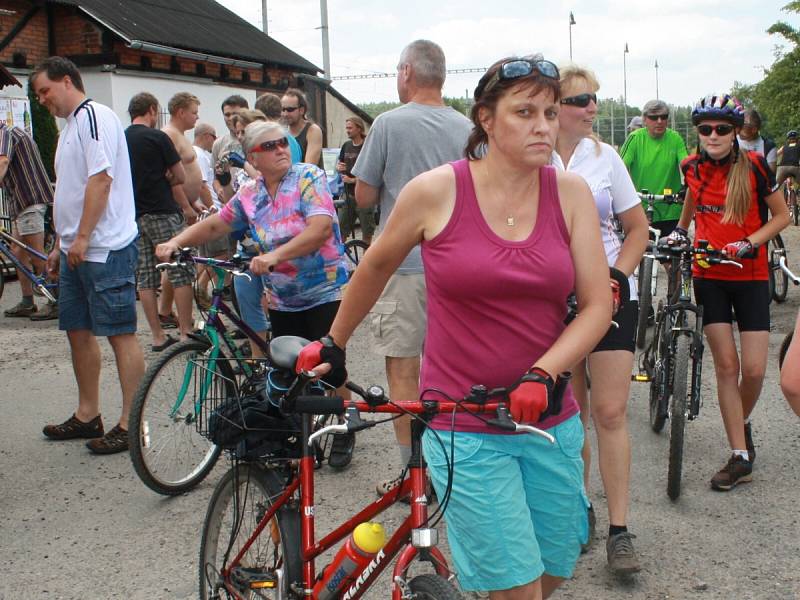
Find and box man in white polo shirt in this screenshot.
[31,56,145,455]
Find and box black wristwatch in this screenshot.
[320,334,338,349]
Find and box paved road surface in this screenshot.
[1,230,799,599]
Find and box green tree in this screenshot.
[27,79,57,181]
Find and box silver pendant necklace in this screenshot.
[506,215,515,227]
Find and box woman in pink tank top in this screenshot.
[300,55,612,599]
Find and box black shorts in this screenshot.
[269,301,340,341]
[693,279,770,331]
[593,300,638,353]
[652,219,680,238]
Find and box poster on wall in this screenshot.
[0,97,32,135]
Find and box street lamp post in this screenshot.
[319,0,331,80]
[261,0,268,34]
[623,42,629,133]
[655,59,660,100]
[569,12,576,61]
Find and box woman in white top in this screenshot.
[552,64,649,574]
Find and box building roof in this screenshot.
[0,63,21,89]
[54,0,320,74]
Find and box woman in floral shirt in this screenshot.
[157,120,349,341]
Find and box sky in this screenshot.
[218,0,794,111]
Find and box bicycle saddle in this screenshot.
[270,335,312,370]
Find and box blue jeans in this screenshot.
[58,242,138,337]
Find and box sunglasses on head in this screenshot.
[481,58,560,96]
[251,137,290,153]
[646,114,669,122]
[697,123,734,136]
[561,93,597,108]
[281,106,300,113]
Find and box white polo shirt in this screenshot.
[54,99,137,262]
[194,145,219,210]
[552,137,641,299]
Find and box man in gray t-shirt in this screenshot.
[352,39,472,495]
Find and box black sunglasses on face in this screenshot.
[481,58,560,96]
[561,93,597,108]
[697,124,734,136]
[646,114,669,122]
[281,106,300,113]
[251,137,290,153]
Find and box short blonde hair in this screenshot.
[559,63,602,152]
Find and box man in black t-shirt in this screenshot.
[125,92,194,351]
[336,116,375,243]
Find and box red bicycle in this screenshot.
[199,336,556,599]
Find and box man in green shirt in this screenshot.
[620,99,688,236]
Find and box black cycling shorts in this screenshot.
[652,219,680,238]
[693,279,770,331]
[593,300,638,353]
[269,301,340,341]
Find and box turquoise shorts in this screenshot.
[422,414,588,592]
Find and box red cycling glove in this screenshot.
[295,336,348,388]
[509,367,554,424]
[722,239,755,259]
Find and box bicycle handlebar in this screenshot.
[779,255,800,285]
[649,241,743,269]
[637,190,685,204]
[156,248,256,278]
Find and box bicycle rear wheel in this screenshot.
[129,339,225,495]
[667,334,690,501]
[769,235,788,303]
[636,256,653,349]
[199,463,301,600]
[344,239,369,275]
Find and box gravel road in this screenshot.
[1,229,799,600]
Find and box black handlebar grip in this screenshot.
[293,395,345,415]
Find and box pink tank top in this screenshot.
[421,159,578,432]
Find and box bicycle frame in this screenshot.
[166,256,269,420]
[0,230,58,302]
[223,406,464,600]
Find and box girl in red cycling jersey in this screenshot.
[665,94,790,491]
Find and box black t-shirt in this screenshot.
[779,140,800,167]
[338,140,363,198]
[125,124,181,218]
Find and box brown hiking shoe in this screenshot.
[4,302,37,317]
[85,424,129,455]
[744,422,755,465]
[43,414,104,440]
[606,532,641,574]
[30,301,58,321]
[710,454,753,491]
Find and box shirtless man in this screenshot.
[281,88,324,167]
[159,92,204,327]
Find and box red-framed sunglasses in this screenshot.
[250,137,290,153]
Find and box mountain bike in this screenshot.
[778,255,800,370]
[0,222,58,304]
[768,233,789,303]
[634,240,742,500]
[333,199,370,276]
[783,175,799,226]
[199,335,561,600]
[635,190,684,349]
[128,250,351,496]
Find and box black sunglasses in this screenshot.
[646,114,669,122]
[251,137,290,153]
[697,124,735,136]
[281,106,300,113]
[481,58,560,96]
[561,93,597,108]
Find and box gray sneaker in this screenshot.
[4,302,37,317]
[606,532,641,574]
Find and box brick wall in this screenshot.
[0,0,49,67]
[53,5,102,56]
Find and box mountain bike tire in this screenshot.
[407,574,465,599]
[636,256,653,349]
[769,235,788,303]
[129,339,225,495]
[648,308,669,433]
[666,335,690,501]
[344,239,369,276]
[779,331,793,370]
[199,463,301,600]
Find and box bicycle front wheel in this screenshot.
[407,574,464,599]
[129,339,225,495]
[648,307,669,433]
[344,239,369,276]
[199,464,301,600]
[769,235,788,303]
[636,256,653,349]
[667,334,690,501]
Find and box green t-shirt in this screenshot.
[620,128,688,222]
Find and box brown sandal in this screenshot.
[85,424,129,455]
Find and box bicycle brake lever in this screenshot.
[308,423,348,446]
[232,270,253,282]
[155,261,178,270]
[515,424,556,443]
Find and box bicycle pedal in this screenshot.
[232,567,277,589]
[632,373,651,382]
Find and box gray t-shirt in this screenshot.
[352,102,472,273]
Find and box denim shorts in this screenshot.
[59,241,138,337]
[422,414,588,592]
[14,204,46,236]
[233,270,270,333]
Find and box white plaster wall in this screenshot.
[324,89,368,150]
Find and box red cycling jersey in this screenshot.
[681,151,775,281]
